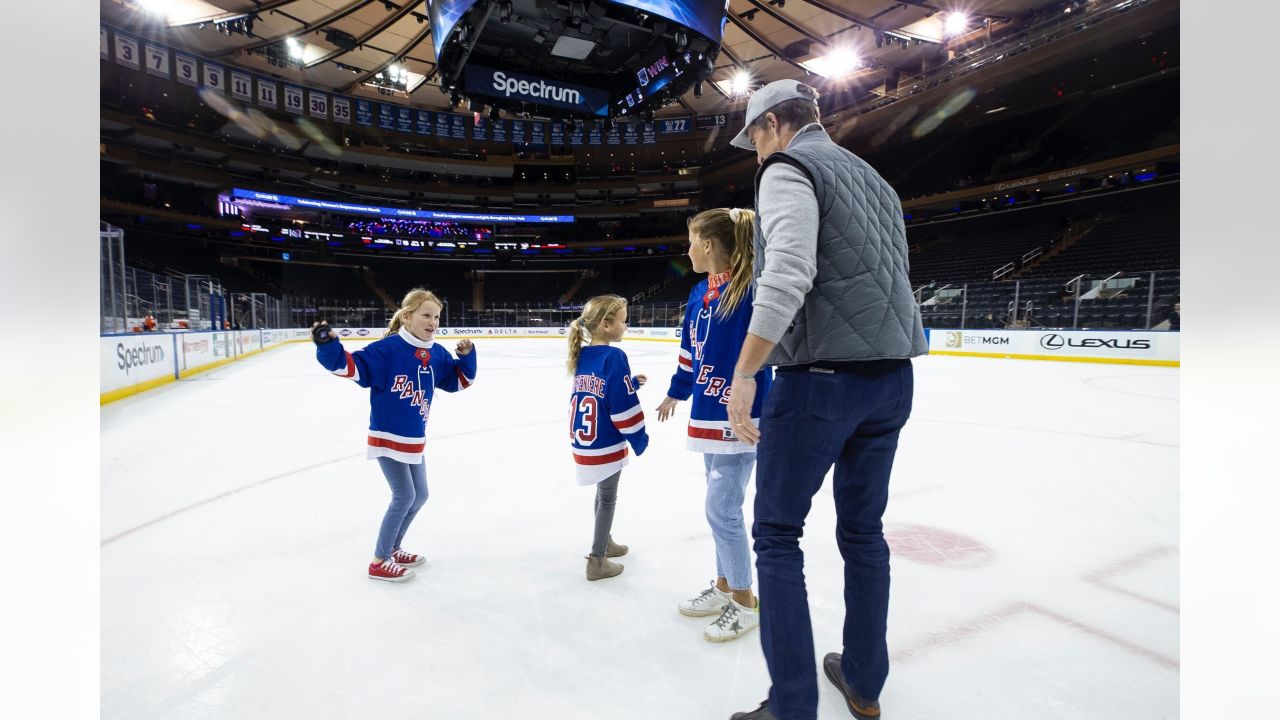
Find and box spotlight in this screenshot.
[730,70,752,96]
[943,12,970,37]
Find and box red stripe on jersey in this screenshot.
[612,410,645,430]
[335,352,356,378]
[368,436,425,453]
[688,425,734,441]
[573,448,629,465]
[678,356,693,370]
[456,367,472,389]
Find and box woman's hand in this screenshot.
[656,396,680,422]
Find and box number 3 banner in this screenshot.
[174,53,198,87]
[202,62,225,95]
[100,27,109,59]
[284,86,304,115]
[114,33,139,70]
[144,44,170,78]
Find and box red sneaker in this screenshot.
[368,558,414,582]
[391,549,426,568]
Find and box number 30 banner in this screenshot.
[308,91,328,120]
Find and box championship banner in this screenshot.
[415,109,432,134]
[283,85,304,114]
[378,103,395,130]
[230,71,253,101]
[175,53,198,87]
[641,121,657,144]
[550,121,564,145]
[435,111,450,136]
[144,44,169,78]
[257,78,278,108]
[202,62,225,95]
[530,121,545,145]
[658,116,690,135]
[588,123,603,145]
[101,27,109,59]
[309,91,328,119]
[355,99,373,126]
[623,122,639,145]
[114,33,140,70]
[490,118,507,143]
[569,123,585,146]
[606,124,622,145]
[472,117,488,141]
[396,106,413,133]
[450,114,466,139]
[511,120,525,145]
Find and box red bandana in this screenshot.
[704,271,732,307]
[415,348,432,367]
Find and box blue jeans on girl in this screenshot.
[375,457,428,560]
[704,452,757,590]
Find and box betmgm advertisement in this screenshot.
[933,329,1178,366]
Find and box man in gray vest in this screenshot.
[725,79,927,720]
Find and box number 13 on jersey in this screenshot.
[571,396,598,443]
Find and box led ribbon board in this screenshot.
[231,189,575,223]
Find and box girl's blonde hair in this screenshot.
[687,207,756,317]
[385,287,443,338]
[567,294,627,374]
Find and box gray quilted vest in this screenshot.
[753,124,927,366]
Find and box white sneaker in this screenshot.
[704,599,759,642]
[679,582,733,617]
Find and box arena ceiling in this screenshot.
[102,0,1079,117]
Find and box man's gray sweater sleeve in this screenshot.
[748,162,819,343]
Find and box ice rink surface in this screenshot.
[101,338,1179,719]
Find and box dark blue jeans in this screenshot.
[754,361,913,720]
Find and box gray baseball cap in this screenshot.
[729,78,820,150]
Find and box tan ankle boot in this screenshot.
[606,536,628,558]
[585,554,623,581]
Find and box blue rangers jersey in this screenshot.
[667,272,773,454]
[317,327,477,463]
[569,344,649,485]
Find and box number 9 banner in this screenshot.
[202,62,225,95]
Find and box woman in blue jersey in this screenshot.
[313,288,476,582]
[567,294,649,581]
[656,208,773,641]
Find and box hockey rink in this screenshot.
[100,338,1179,719]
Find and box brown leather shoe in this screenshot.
[823,653,881,719]
[729,700,776,719]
